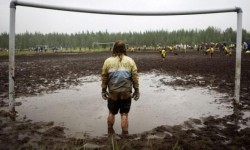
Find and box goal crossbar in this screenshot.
[9,0,243,112]
[11,0,241,16]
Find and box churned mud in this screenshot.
[0,51,250,149]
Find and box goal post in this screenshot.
[235,11,242,103]
[92,42,115,51]
[9,0,243,113]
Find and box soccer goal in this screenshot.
[9,0,243,112]
[92,42,115,51]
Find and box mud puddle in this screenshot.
[16,73,233,137]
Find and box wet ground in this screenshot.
[15,74,233,137]
[0,51,250,149]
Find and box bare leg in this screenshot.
[108,111,115,134]
[108,111,115,128]
[121,113,128,134]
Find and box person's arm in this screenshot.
[131,60,139,89]
[131,59,140,101]
[101,60,109,100]
[101,60,108,92]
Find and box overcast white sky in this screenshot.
[0,0,250,34]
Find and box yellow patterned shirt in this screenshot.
[101,55,139,99]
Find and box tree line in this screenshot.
[0,26,250,50]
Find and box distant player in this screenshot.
[223,46,232,56]
[131,47,135,52]
[168,45,178,55]
[205,47,215,58]
[167,46,173,53]
[161,49,167,61]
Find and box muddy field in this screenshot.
[0,51,250,149]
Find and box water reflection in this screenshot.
[16,73,233,137]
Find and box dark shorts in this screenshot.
[108,98,131,115]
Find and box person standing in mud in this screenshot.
[205,46,215,58]
[161,48,167,61]
[101,40,140,135]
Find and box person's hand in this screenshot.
[132,88,140,101]
[102,91,109,100]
